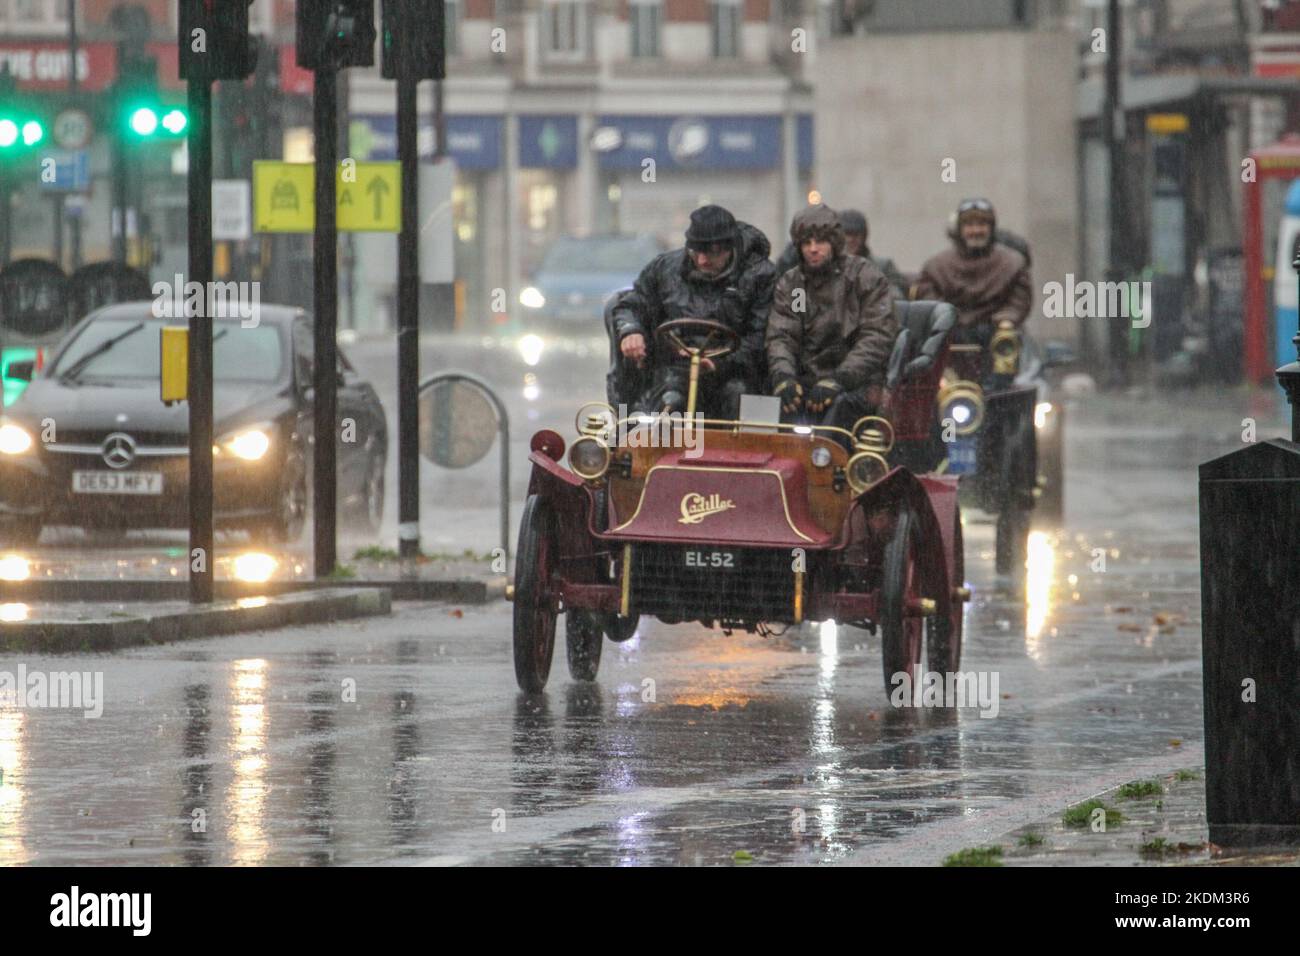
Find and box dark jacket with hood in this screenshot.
[766,205,897,391]
[610,222,777,388]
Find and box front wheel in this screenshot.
[513,494,558,693]
[565,610,603,681]
[880,506,924,696]
[251,453,308,546]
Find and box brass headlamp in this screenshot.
[990,324,1021,376]
[845,416,894,494]
[936,380,985,436]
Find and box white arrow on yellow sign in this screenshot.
[252,161,402,233]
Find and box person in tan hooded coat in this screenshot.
[765,204,897,435]
[914,198,1031,341]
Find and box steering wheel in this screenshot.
[653,318,740,364]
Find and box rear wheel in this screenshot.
[565,610,603,681]
[880,507,924,697]
[513,494,558,693]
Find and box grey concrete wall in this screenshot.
[813,29,1080,342]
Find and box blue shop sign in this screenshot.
[351,114,501,169]
[798,114,814,172]
[519,115,578,169]
[595,115,783,171]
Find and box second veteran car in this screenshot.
[509,305,969,695]
[0,303,387,546]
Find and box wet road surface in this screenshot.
[0,383,1270,865]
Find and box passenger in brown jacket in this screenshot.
[914,198,1031,348]
[766,204,897,436]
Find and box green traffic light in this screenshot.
[21,120,43,146]
[161,109,187,135]
[0,119,17,148]
[129,107,158,136]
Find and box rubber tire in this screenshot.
[995,505,1030,576]
[602,613,639,643]
[880,507,924,696]
[513,494,558,693]
[251,453,308,546]
[565,609,604,682]
[928,505,964,676]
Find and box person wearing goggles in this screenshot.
[914,197,1032,348]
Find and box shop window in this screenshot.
[630,0,661,59]
[542,0,589,60]
[527,182,558,233]
[711,0,741,59]
[453,181,477,243]
[0,0,67,30]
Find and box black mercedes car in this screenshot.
[0,303,387,547]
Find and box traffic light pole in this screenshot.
[396,28,421,560]
[313,68,339,579]
[186,78,215,604]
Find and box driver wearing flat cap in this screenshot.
[610,204,777,419]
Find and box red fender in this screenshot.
[852,467,960,618]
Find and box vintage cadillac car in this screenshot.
[509,307,969,694]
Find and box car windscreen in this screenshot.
[539,237,659,274]
[51,318,285,383]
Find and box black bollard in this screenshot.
[1196,252,1300,847]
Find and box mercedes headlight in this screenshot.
[568,435,610,481]
[0,422,33,456]
[519,287,546,309]
[216,424,272,461]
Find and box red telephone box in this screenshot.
[1243,134,1300,383]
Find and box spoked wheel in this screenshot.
[880,506,924,697]
[565,609,604,681]
[928,505,964,677]
[513,494,558,693]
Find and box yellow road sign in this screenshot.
[337,161,401,232]
[253,160,401,233]
[253,161,314,233]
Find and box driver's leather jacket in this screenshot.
[609,222,777,391]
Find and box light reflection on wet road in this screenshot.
[0,328,1280,864]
